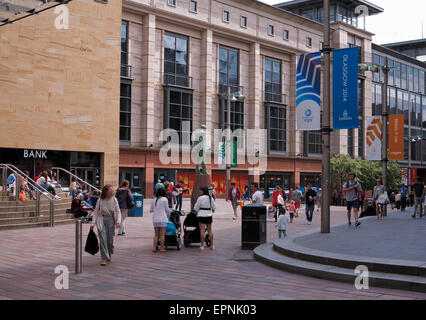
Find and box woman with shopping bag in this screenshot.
[90,185,121,266]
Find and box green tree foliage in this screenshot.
[331,154,402,192]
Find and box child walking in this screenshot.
[287,200,295,223]
[277,209,289,238]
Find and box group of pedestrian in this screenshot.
[227,182,264,220]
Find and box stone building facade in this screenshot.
[119,0,375,197]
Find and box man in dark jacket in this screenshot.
[115,180,134,236]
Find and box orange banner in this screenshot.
[389,114,404,160]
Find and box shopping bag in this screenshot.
[85,229,99,255]
[267,205,275,219]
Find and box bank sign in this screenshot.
[23,150,47,159]
[332,47,359,130]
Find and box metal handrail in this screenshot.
[163,73,193,88]
[1,163,58,226]
[52,167,101,194]
[0,163,55,200]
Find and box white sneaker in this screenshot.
[308,221,311,225]
[306,221,310,224]
[200,246,205,251]
[211,245,216,250]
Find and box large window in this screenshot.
[164,32,189,87]
[120,83,131,143]
[121,21,129,77]
[219,46,243,146]
[420,71,425,95]
[372,54,380,83]
[408,66,414,91]
[403,91,409,125]
[401,64,407,90]
[372,83,382,116]
[388,87,396,114]
[219,46,239,89]
[121,21,128,65]
[394,61,401,88]
[267,105,286,153]
[388,59,394,86]
[414,94,422,127]
[397,90,404,115]
[264,57,282,103]
[164,90,193,143]
[414,68,419,93]
[423,96,426,128]
[305,131,322,155]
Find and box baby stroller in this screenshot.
[360,198,376,218]
[183,211,211,248]
[157,210,185,250]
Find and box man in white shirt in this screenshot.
[250,183,263,205]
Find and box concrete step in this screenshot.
[0,202,71,213]
[272,239,426,277]
[0,197,71,207]
[0,201,71,212]
[254,243,426,293]
[0,218,75,231]
[0,205,72,219]
[0,212,74,225]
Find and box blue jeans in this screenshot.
[40,183,56,196]
[306,204,314,222]
[175,195,182,212]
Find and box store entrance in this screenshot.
[71,167,100,189]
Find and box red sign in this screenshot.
[389,114,404,160]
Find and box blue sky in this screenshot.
[258,0,426,44]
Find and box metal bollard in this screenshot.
[75,219,82,274]
[49,199,55,227]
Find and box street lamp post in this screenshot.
[321,0,331,234]
[226,85,231,203]
[223,86,244,199]
[382,56,389,217]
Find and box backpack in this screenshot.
[346,180,362,201]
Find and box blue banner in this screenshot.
[333,47,359,129]
[296,52,322,131]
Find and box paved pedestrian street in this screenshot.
[0,199,424,300]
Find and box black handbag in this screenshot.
[127,190,135,209]
[85,229,99,255]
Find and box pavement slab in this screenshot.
[0,199,424,300]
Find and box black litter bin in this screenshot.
[241,204,267,250]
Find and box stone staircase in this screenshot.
[254,230,426,293]
[0,189,74,231]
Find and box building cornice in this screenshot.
[122,0,324,56]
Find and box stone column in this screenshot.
[248,42,262,183]
[200,29,214,154]
[145,167,155,198]
[141,14,157,147]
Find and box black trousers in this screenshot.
[401,197,407,211]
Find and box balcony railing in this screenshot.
[264,91,287,104]
[218,84,244,97]
[121,64,132,78]
[163,73,193,88]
